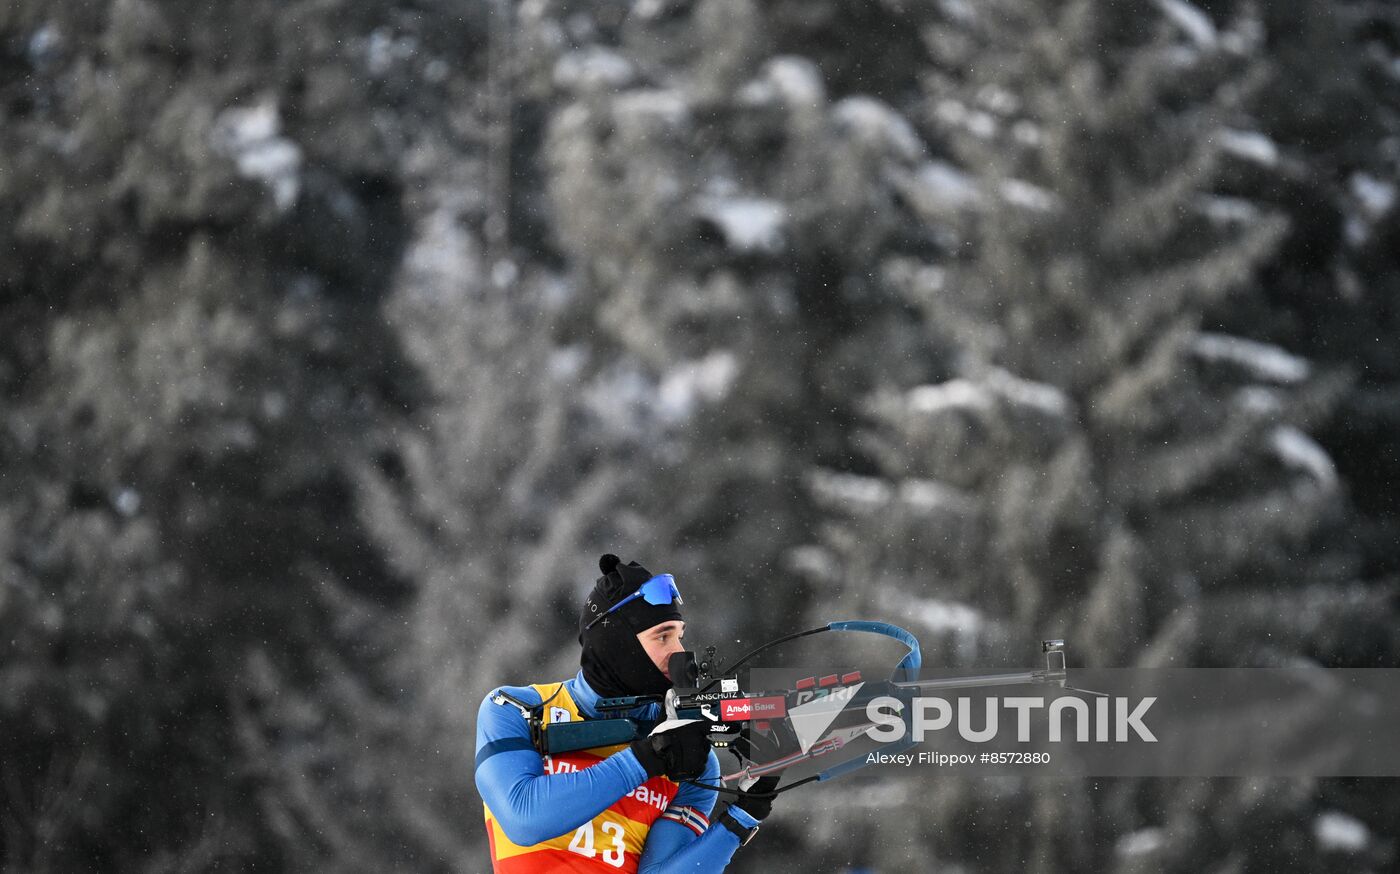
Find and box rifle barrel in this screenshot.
[893,666,1065,693]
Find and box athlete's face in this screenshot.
[637,620,686,680]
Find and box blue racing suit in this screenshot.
[475,670,758,872]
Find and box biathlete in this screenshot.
[475,554,777,872]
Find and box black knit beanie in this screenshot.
[578,554,683,699]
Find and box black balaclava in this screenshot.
[578,554,683,699]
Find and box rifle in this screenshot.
[536,621,1080,796]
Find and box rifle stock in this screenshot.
[542,718,644,754]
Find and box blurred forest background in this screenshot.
[3,0,1400,871]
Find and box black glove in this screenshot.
[732,775,780,822]
[630,719,712,781]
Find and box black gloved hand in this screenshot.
[630,719,712,782]
[732,775,780,822]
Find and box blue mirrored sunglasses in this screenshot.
[584,574,682,631]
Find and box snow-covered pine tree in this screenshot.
[794,1,1387,871]
[0,1,485,869]
[536,0,953,651]
[353,196,627,870]
[1220,0,1400,588]
[848,0,1354,676]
